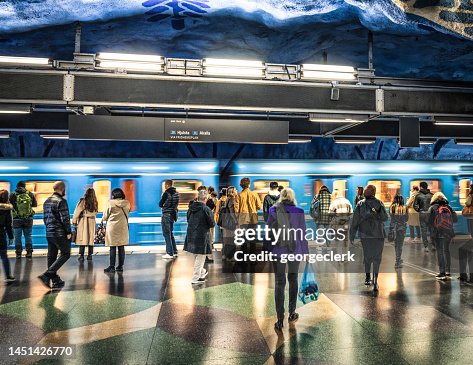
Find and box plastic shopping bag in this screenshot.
[298,262,320,304]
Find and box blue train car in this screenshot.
[229,160,473,234]
[0,159,219,247]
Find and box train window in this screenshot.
[368,180,401,207]
[0,182,11,193]
[332,180,347,198]
[93,180,111,213]
[459,179,471,206]
[410,180,441,194]
[166,180,202,211]
[253,180,289,202]
[26,181,63,214]
[122,180,137,212]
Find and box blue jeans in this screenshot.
[409,225,421,239]
[434,236,451,274]
[162,214,177,256]
[14,226,33,254]
[0,249,11,278]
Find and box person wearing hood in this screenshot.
[263,181,280,222]
[350,184,388,294]
[9,181,37,259]
[428,192,457,281]
[159,180,180,259]
[103,188,130,273]
[413,181,434,252]
[0,189,15,283]
[184,190,214,285]
[267,188,309,331]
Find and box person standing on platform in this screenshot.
[311,186,332,244]
[406,186,421,242]
[103,188,130,273]
[234,177,262,254]
[459,185,473,282]
[388,194,408,269]
[38,181,71,290]
[72,188,98,262]
[354,186,364,207]
[221,187,238,261]
[160,180,179,259]
[214,188,227,244]
[263,181,280,222]
[350,184,388,294]
[329,189,353,244]
[0,190,15,283]
[429,192,457,281]
[414,181,434,252]
[9,181,37,259]
[267,188,309,331]
[207,186,218,244]
[184,190,214,285]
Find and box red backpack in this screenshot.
[434,206,453,231]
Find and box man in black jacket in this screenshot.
[159,180,180,259]
[414,181,434,252]
[38,181,71,290]
[9,181,37,259]
[263,181,280,222]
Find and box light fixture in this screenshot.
[301,64,357,81]
[40,133,69,139]
[203,58,265,78]
[96,52,165,73]
[0,133,11,139]
[0,55,50,66]
[0,104,31,114]
[434,117,473,126]
[455,139,473,146]
[288,136,312,143]
[309,113,368,123]
[166,58,202,76]
[265,64,298,80]
[333,137,375,144]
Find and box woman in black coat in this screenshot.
[0,189,15,282]
[184,190,215,285]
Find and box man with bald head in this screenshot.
[38,181,72,290]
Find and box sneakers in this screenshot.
[78,255,85,262]
[205,257,214,263]
[458,274,469,282]
[87,255,93,261]
[435,273,447,281]
[162,254,175,259]
[288,312,299,323]
[5,276,15,283]
[200,269,209,280]
[173,253,179,258]
[52,277,65,290]
[38,274,51,289]
[115,266,123,272]
[16,254,22,260]
[25,252,32,259]
[274,320,284,331]
[104,266,116,273]
[191,278,206,285]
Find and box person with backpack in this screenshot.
[267,188,309,331]
[428,192,458,281]
[413,181,434,252]
[184,190,214,285]
[310,186,332,244]
[72,188,98,262]
[459,184,473,282]
[406,186,421,242]
[159,180,180,259]
[263,181,280,222]
[349,185,388,294]
[388,195,408,269]
[103,188,130,273]
[9,181,37,259]
[220,186,238,261]
[0,189,15,283]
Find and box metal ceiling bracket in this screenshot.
[63,74,75,102]
[376,88,384,113]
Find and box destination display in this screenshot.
[164,118,289,143]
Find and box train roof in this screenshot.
[231,160,473,176]
[0,159,219,176]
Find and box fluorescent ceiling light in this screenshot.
[0,133,11,139]
[302,64,356,73]
[0,104,31,114]
[203,66,264,78]
[309,113,368,123]
[97,53,164,63]
[301,71,356,81]
[435,121,473,126]
[288,137,312,143]
[0,56,50,65]
[397,139,436,145]
[203,58,264,68]
[455,139,473,145]
[434,117,473,126]
[40,133,69,139]
[334,138,375,144]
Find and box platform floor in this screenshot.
[1,241,473,365]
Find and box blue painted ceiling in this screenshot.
[0,0,472,80]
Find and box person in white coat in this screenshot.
[329,190,353,244]
[103,188,130,273]
[72,188,98,261]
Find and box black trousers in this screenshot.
[458,239,473,275]
[46,236,71,277]
[79,245,94,256]
[361,238,384,274]
[110,246,125,267]
[273,260,300,322]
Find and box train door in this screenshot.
[455,177,472,234]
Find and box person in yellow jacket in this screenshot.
[234,178,262,254]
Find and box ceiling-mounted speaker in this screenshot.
[399,117,420,148]
[331,88,340,101]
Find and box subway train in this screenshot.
[0,159,471,248]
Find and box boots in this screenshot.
[364,273,372,286]
[373,273,379,294]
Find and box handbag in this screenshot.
[71,228,77,243]
[298,262,320,304]
[462,205,473,219]
[94,221,106,245]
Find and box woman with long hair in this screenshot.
[0,189,15,282]
[221,186,238,261]
[389,194,408,269]
[103,188,130,273]
[72,188,99,261]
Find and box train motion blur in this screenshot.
[0,159,471,247]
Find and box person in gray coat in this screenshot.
[184,190,215,285]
